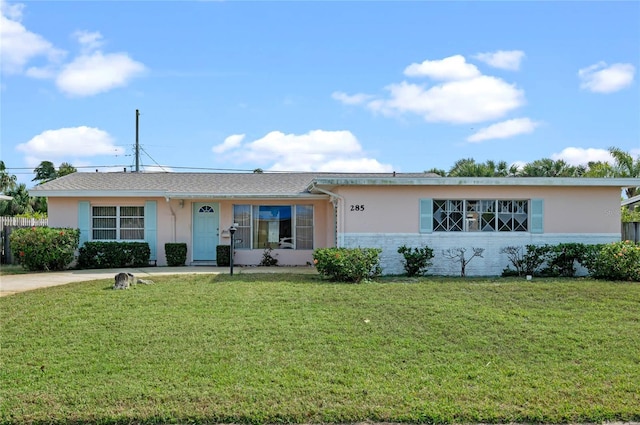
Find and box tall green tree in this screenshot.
[607,146,640,198]
[519,158,584,177]
[0,183,33,216]
[1,160,17,193]
[31,161,77,190]
[57,162,77,178]
[447,158,518,177]
[32,161,57,184]
[584,161,616,178]
[424,167,447,177]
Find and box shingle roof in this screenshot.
[31,171,639,198]
[31,171,436,198]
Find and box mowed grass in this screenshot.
[0,265,31,276]
[1,274,639,425]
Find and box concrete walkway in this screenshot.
[0,266,318,297]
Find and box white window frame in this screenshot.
[91,206,145,241]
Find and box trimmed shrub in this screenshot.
[580,244,607,273]
[259,246,278,266]
[587,241,640,281]
[313,247,382,283]
[216,245,230,266]
[397,244,434,277]
[78,241,150,269]
[165,243,187,266]
[539,243,589,277]
[9,227,80,271]
[502,244,551,277]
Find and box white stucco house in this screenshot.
[31,171,639,276]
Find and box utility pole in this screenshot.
[135,109,140,172]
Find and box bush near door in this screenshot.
[216,245,230,267]
[165,243,187,266]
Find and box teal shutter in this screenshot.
[78,201,90,247]
[145,201,157,261]
[419,198,433,233]
[530,199,544,233]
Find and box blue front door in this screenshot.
[192,203,219,261]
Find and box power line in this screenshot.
[139,146,169,172]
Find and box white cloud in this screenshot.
[25,65,57,79]
[331,91,373,105]
[0,1,146,96]
[73,30,104,53]
[474,50,525,71]
[550,147,613,166]
[215,129,393,172]
[337,54,525,124]
[0,1,65,74]
[141,165,174,173]
[404,55,480,81]
[368,77,524,124]
[56,51,146,96]
[16,126,125,166]
[212,134,245,154]
[301,157,392,173]
[467,118,539,142]
[578,62,635,93]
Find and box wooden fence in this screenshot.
[622,222,640,243]
[1,216,48,227]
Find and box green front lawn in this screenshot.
[0,264,31,276]
[1,274,639,424]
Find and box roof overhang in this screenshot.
[622,194,640,206]
[307,177,640,192]
[32,189,329,200]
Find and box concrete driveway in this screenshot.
[0,266,318,297]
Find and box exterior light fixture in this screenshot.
[229,223,238,276]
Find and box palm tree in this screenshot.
[584,161,616,178]
[448,158,489,177]
[608,147,640,198]
[447,158,517,177]
[0,184,33,216]
[424,167,446,176]
[519,158,583,177]
[0,161,17,193]
[32,161,57,184]
[57,162,77,178]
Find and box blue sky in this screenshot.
[1,0,639,187]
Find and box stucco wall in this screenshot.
[170,199,334,266]
[333,185,622,234]
[47,198,79,228]
[330,185,623,276]
[48,197,335,267]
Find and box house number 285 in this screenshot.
[350,204,365,212]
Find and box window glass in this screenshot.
[233,204,314,250]
[119,206,144,240]
[92,206,144,240]
[434,200,528,232]
[233,205,251,249]
[295,205,314,249]
[433,200,463,232]
[253,206,292,249]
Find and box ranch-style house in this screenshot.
[31,171,639,276]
